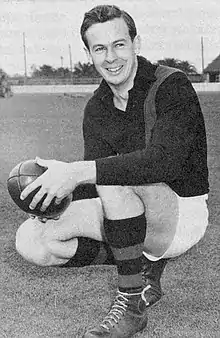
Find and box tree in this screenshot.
[0,69,12,98]
[177,60,198,74]
[73,62,100,77]
[31,64,56,78]
[0,68,7,77]
[55,67,71,78]
[28,61,103,79]
[156,58,197,74]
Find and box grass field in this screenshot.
[0,92,219,338]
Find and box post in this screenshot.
[201,36,205,74]
[60,56,64,68]
[23,32,27,83]
[68,44,73,73]
[68,44,73,82]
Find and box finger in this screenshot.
[43,215,60,221]
[28,213,47,224]
[35,157,49,168]
[34,156,41,163]
[54,192,72,205]
[39,193,55,212]
[54,198,61,205]
[28,188,47,210]
[54,196,64,205]
[37,217,48,223]
[51,215,60,221]
[20,179,42,200]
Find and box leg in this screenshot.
[96,185,146,292]
[16,183,174,269]
[16,217,78,266]
[134,183,179,258]
[131,183,179,308]
[134,183,208,259]
[83,183,192,337]
[16,183,208,267]
[134,184,208,308]
[16,198,111,267]
[84,185,149,338]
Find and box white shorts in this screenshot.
[144,193,209,261]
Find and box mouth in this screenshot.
[105,65,123,75]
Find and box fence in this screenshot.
[9,77,102,86]
[11,82,220,94]
[11,84,99,94]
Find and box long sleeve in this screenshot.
[94,74,206,189]
[79,104,117,199]
[83,111,116,161]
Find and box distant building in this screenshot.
[203,54,220,82]
[187,73,203,83]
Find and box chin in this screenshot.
[104,73,127,87]
[106,78,123,86]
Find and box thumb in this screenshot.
[35,156,49,169]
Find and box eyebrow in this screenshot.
[92,39,127,49]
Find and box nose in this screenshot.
[105,47,117,63]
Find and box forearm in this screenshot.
[79,126,194,187]
[95,118,195,186]
[70,161,97,186]
[95,145,182,186]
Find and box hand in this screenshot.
[29,214,60,223]
[20,157,77,212]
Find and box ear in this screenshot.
[84,47,92,63]
[133,35,141,55]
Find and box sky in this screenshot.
[0,0,219,76]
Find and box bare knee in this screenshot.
[96,185,144,219]
[15,218,54,266]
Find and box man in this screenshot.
[16,5,209,337]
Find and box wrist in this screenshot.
[70,161,96,186]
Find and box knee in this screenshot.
[15,219,53,267]
[96,185,132,201]
[96,185,144,218]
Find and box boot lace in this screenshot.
[100,291,128,331]
[100,286,150,331]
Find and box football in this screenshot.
[7,159,72,218]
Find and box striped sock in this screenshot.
[61,237,115,268]
[104,213,147,293]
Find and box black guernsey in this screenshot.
[83,56,209,197]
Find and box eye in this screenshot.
[115,42,125,48]
[94,46,105,53]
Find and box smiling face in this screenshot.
[85,17,140,90]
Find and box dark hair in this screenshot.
[80,5,137,50]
